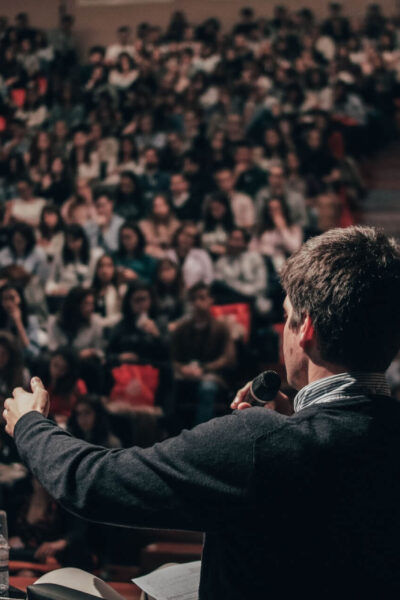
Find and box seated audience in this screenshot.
[250,197,303,273]
[166,222,214,290]
[0,222,49,284]
[46,224,103,297]
[91,254,122,328]
[9,476,92,569]
[84,194,124,254]
[5,177,46,229]
[201,192,235,260]
[114,171,144,222]
[0,331,30,402]
[113,222,158,284]
[36,204,65,264]
[107,280,168,366]
[139,194,180,258]
[214,168,255,229]
[68,394,121,447]
[48,285,103,353]
[42,347,87,423]
[0,284,43,360]
[171,282,235,427]
[168,172,201,222]
[154,258,185,330]
[213,228,269,311]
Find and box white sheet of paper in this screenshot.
[132,561,201,600]
[34,568,126,600]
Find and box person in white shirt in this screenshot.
[105,26,135,65]
[213,228,270,314]
[46,224,103,297]
[165,222,214,290]
[214,168,255,230]
[5,178,46,229]
[108,52,138,90]
[250,197,303,274]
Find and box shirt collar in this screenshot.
[294,372,391,413]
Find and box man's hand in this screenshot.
[230,381,292,415]
[3,378,50,438]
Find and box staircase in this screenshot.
[360,142,400,239]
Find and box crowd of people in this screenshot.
[0,2,399,572]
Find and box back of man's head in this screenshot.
[281,226,400,372]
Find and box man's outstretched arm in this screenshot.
[4,378,265,532]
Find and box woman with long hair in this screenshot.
[68,395,121,448]
[0,222,49,284]
[108,52,138,91]
[165,222,214,290]
[37,204,65,263]
[91,254,122,328]
[48,286,106,393]
[42,347,87,422]
[154,258,184,329]
[0,283,43,359]
[107,280,168,366]
[40,157,73,207]
[250,196,303,273]
[27,131,53,185]
[46,224,103,297]
[69,127,99,181]
[113,222,157,284]
[105,135,143,183]
[48,286,104,355]
[0,331,29,401]
[139,194,180,258]
[201,192,234,260]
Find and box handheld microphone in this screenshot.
[245,370,282,407]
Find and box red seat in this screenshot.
[110,364,160,407]
[10,89,26,108]
[140,541,203,573]
[210,303,251,342]
[9,558,60,575]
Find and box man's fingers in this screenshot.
[237,402,252,410]
[230,381,251,409]
[12,387,24,398]
[31,377,45,393]
[31,377,49,411]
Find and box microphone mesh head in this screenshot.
[251,370,281,403]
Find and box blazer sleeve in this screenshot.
[14,410,258,532]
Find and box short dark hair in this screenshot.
[89,45,105,57]
[281,226,400,372]
[188,282,211,301]
[230,227,251,245]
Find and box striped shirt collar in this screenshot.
[294,372,391,414]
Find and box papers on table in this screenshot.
[132,561,201,600]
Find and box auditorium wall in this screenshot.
[1,0,399,56]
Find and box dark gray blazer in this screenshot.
[14,394,400,598]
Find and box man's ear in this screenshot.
[299,314,315,349]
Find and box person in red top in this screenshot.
[44,348,87,424]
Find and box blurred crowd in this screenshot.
[0,2,400,572]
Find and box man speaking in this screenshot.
[4,226,400,598]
